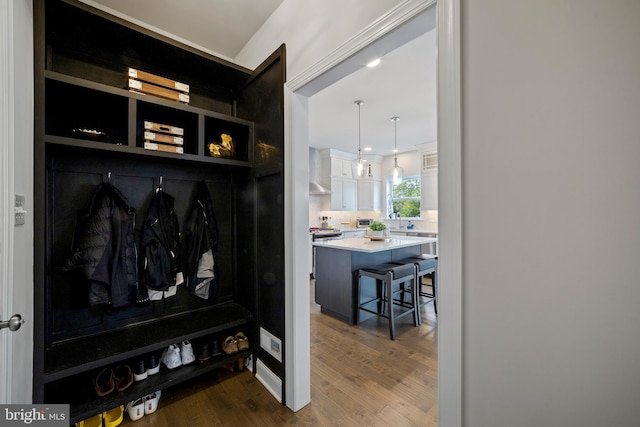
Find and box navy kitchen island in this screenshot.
[313,236,438,325]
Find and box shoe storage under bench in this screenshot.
[43,303,252,422]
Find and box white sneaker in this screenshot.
[126,398,145,421]
[144,390,161,414]
[180,340,195,365]
[161,344,182,369]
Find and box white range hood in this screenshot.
[309,147,331,194]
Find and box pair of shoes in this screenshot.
[222,332,250,355]
[126,390,161,421]
[222,336,238,354]
[161,341,195,369]
[102,405,124,427]
[133,353,160,381]
[95,365,134,396]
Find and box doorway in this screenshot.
[284,0,462,423]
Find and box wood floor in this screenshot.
[118,280,438,426]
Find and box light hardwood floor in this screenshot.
[118,280,438,426]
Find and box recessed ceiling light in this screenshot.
[366,58,381,68]
[364,147,372,151]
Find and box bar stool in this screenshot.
[390,254,438,325]
[356,262,419,340]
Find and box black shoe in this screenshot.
[133,359,147,381]
[211,339,222,356]
[147,354,160,375]
[197,343,211,361]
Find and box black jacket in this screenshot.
[140,188,181,291]
[182,181,219,300]
[62,183,137,308]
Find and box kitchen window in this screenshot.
[387,175,421,218]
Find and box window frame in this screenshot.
[386,174,421,219]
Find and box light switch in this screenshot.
[15,195,26,226]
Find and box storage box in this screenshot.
[143,120,184,136]
[144,130,183,146]
[128,68,189,93]
[144,141,184,154]
[129,79,190,103]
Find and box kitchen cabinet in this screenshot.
[33,1,285,422]
[331,157,354,179]
[357,179,381,210]
[331,178,357,210]
[319,149,358,211]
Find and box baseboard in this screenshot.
[255,358,282,403]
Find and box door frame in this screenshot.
[0,0,34,404]
[284,0,462,424]
[0,0,16,404]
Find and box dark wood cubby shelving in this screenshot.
[34,0,286,423]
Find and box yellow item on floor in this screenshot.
[103,405,124,427]
[74,413,102,427]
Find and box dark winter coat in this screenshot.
[140,188,181,291]
[62,183,137,308]
[182,181,219,300]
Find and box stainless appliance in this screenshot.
[356,218,374,228]
[311,228,342,278]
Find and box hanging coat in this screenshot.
[62,182,138,308]
[140,188,181,292]
[182,181,219,300]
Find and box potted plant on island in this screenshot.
[368,221,387,239]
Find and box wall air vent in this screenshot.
[422,153,438,171]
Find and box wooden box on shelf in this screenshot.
[143,141,184,154]
[128,68,190,93]
[129,79,190,104]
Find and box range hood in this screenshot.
[309,147,331,194]
[309,181,331,195]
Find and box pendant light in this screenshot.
[353,100,367,178]
[391,116,404,185]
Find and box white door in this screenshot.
[0,0,34,404]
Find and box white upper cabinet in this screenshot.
[331,157,354,179]
[357,179,381,210]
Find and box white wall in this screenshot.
[462,1,640,426]
[235,0,402,76]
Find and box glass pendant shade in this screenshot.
[352,100,367,178]
[391,116,403,185]
[392,158,404,185]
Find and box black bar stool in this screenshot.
[356,262,419,340]
[390,254,438,325]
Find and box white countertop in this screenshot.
[312,236,437,253]
[389,230,438,236]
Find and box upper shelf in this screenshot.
[44,72,254,166]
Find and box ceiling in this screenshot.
[84,0,436,157]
